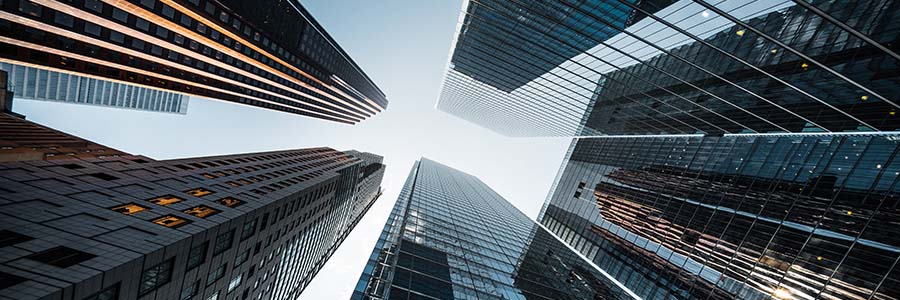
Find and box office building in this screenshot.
[352,158,635,300]
[0,111,385,300]
[540,133,900,300]
[438,0,900,136]
[0,0,386,123]
[1,63,189,114]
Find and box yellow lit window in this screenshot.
[238,179,253,185]
[183,205,221,218]
[148,195,184,206]
[110,203,149,215]
[217,197,244,208]
[227,181,242,187]
[151,215,191,228]
[202,173,217,179]
[185,188,214,197]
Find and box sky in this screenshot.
[11,0,571,299]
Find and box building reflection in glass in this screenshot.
[542,133,900,300]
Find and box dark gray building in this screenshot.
[1,63,189,114]
[0,112,385,300]
[0,0,386,123]
[352,158,635,300]
[540,133,900,300]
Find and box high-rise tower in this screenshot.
[438,0,899,136]
[352,158,635,300]
[2,62,189,114]
[0,0,387,123]
[0,110,385,300]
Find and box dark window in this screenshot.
[81,283,119,300]
[88,173,119,181]
[234,248,250,266]
[240,219,256,240]
[213,229,235,255]
[0,230,33,247]
[61,163,84,169]
[573,191,582,198]
[25,246,96,268]
[0,271,26,290]
[180,280,199,300]
[207,263,226,285]
[139,259,174,295]
[186,242,209,270]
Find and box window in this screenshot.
[207,263,226,285]
[180,280,199,300]
[110,203,149,215]
[25,246,96,268]
[205,291,219,300]
[0,271,26,290]
[213,230,235,255]
[148,195,184,206]
[240,219,256,240]
[61,163,84,169]
[186,242,209,270]
[186,188,214,197]
[217,197,243,207]
[183,205,221,218]
[152,215,191,228]
[0,230,33,247]
[227,274,242,293]
[140,259,174,295]
[81,283,119,300]
[87,173,118,181]
[234,248,250,266]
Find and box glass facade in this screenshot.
[1,63,189,114]
[540,133,900,299]
[0,0,386,123]
[352,158,634,300]
[438,0,900,137]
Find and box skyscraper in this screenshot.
[0,0,386,123]
[0,110,385,300]
[438,0,900,136]
[1,63,189,114]
[352,158,635,300]
[435,1,900,299]
[540,133,900,300]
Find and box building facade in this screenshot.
[0,0,386,123]
[1,63,189,114]
[539,133,900,300]
[438,0,900,136]
[352,158,635,300]
[0,112,385,300]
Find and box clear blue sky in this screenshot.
[12,0,569,298]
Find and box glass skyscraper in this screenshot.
[0,0,386,123]
[352,158,635,300]
[0,110,385,300]
[438,0,900,136]
[2,63,189,114]
[540,133,900,300]
[435,0,900,299]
